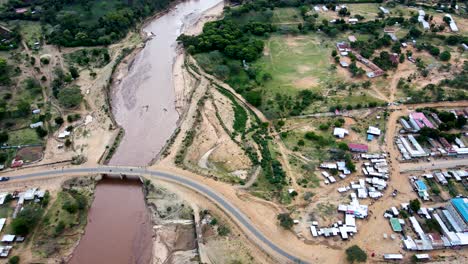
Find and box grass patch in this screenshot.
[34,189,92,257]
[0,204,13,218]
[17,21,42,49]
[7,128,43,146]
[64,48,111,68]
[272,8,303,24]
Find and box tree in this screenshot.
[439,51,451,61]
[35,127,48,138]
[409,199,421,212]
[277,213,294,229]
[456,115,467,128]
[8,256,20,264]
[0,131,8,144]
[443,16,451,25]
[11,205,43,236]
[345,245,367,263]
[54,116,64,126]
[69,66,79,79]
[245,90,262,107]
[58,86,83,108]
[62,200,78,214]
[332,50,337,57]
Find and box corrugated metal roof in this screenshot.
[451,198,468,223]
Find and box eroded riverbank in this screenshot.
[109,0,223,166]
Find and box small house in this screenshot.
[339,61,349,68]
[348,18,359,24]
[348,143,368,153]
[333,128,349,139]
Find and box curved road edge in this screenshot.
[5,166,308,264]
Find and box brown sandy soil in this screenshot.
[182,2,225,36]
[293,76,319,88]
[144,182,198,264]
[185,88,252,174]
[150,179,281,264]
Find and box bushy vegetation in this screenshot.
[345,245,367,263]
[277,213,294,229]
[57,85,83,108]
[1,0,177,47]
[65,48,111,68]
[178,20,272,62]
[11,204,44,236]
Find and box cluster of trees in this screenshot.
[350,34,392,59]
[11,204,44,236]
[1,0,176,46]
[372,51,398,70]
[272,90,323,117]
[51,67,83,108]
[178,20,272,62]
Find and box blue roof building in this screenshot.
[367,134,374,141]
[452,198,468,223]
[415,180,427,191]
[446,198,468,232]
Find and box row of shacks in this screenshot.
[336,153,389,199]
[0,188,46,258]
[310,193,368,240]
[409,169,468,203]
[311,153,389,240]
[385,198,468,253]
[398,111,468,159]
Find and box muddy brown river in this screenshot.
[70,0,222,263]
[110,0,222,166]
[68,177,152,264]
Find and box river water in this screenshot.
[110,0,222,166]
[70,0,222,263]
[68,177,153,264]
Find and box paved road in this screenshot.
[399,158,468,173]
[6,166,308,264]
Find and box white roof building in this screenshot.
[1,235,15,243]
[333,128,349,138]
[445,14,459,32]
[58,130,71,138]
[367,126,381,136]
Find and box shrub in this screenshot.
[54,117,64,126]
[8,256,20,264]
[345,245,367,263]
[439,51,451,61]
[218,225,230,236]
[277,213,294,229]
[409,199,421,212]
[62,200,78,214]
[54,221,66,236]
[35,127,48,138]
[58,86,83,108]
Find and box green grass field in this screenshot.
[7,128,43,146]
[272,8,303,24]
[254,34,338,94]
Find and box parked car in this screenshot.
[0,177,10,182]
